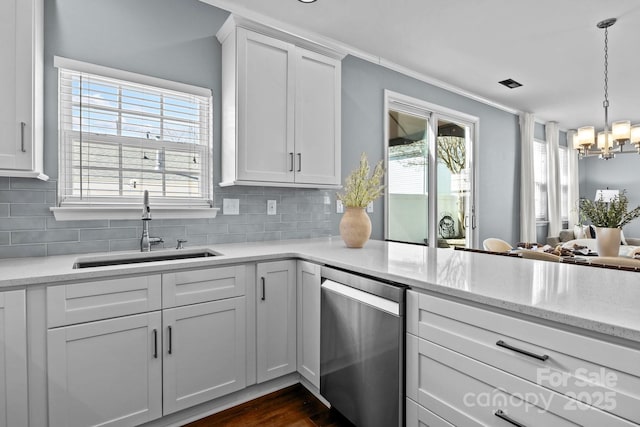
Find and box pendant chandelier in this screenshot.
[572,18,640,160]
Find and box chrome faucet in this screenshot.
[140,190,164,252]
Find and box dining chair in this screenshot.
[513,249,562,262]
[482,238,512,252]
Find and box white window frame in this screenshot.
[51,57,218,220]
[383,90,478,248]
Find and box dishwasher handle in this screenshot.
[321,279,399,316]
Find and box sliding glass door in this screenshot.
[385,91,477,248]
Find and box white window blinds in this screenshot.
[533,140,548,221]
[558,146,569,221]
[57,60,212,208]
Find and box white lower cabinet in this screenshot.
[162,297,246,414]
[406,397,454,427]
[406,290,639,427]
[296,260,320,388]
[0,290,28,427]
[47,312,163,427]
[46,266,249,426]
[256,260,297,383]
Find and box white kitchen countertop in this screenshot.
[0,237,638,343]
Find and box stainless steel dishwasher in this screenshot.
[320,266,406,427]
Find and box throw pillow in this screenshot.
[573,224,592,239]
[621,229,628,245]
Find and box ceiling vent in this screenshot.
[499,78,523,89]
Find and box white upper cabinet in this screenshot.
[0,0,47,180]
[218,16,343,188]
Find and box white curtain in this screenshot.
[519,113,537,242]
[546,122,561,237]
[566,130,580,227]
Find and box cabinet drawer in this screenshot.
[406,397,454,427]
[47,275,161,327]
[407,291,640,424]
[407,334,635,427]
[162,265,246,308]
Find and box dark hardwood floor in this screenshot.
[184,384,354,427]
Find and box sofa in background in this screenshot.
[547,226,640,247]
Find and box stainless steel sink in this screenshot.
[73,249,220,269]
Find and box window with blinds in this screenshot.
[558,146,569,221]
[533,140,548,221]
[57,60,212,208]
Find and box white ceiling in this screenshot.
[201,0,640,131]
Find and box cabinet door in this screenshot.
[163,297,246,414]
[237,28,295,183]
[296,261,320,388]
[48,312,162,427]
[294,48,341,185]
[0,0,36,171]
[256,260,297,383]
[0,290,28,427]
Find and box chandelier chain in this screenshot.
[603,26,609,107]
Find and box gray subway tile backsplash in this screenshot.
[0,178,338,258]
[47,240,110,257]
[10,203,54,217]
[0,217,46,231]
[0,244,46,258]
[12,229,79,244]
[80,228,138,241]
[0,190,45,203]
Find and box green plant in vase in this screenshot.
[337,153,385,248]
[579,190,640,256]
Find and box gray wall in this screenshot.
[0,0,521,258]
[579,155,640,237]
[338,56,520,245]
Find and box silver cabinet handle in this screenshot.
[496,340,549,361]
[495,409,526,427]
[289,153,294,172]
[297,153,302,172]
[168,326,172,355]
[20,122,26,152]
[261,277,266,301]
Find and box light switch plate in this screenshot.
[267,200,277,215]
[366,202,373,213]
[223,198,239,215]
[336,200,344,214]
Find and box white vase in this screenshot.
[595,227,621,257]
[339,207,372,248]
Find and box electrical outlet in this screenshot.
[366,202,373,213]
[223,198,239,215]
[267,200,277,215]
[336,200,344,214]
[323,194,331,205]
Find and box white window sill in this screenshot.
[50,206,219,221]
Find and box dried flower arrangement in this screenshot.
[337,152,385,208]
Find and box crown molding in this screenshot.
[200,0,521,116]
